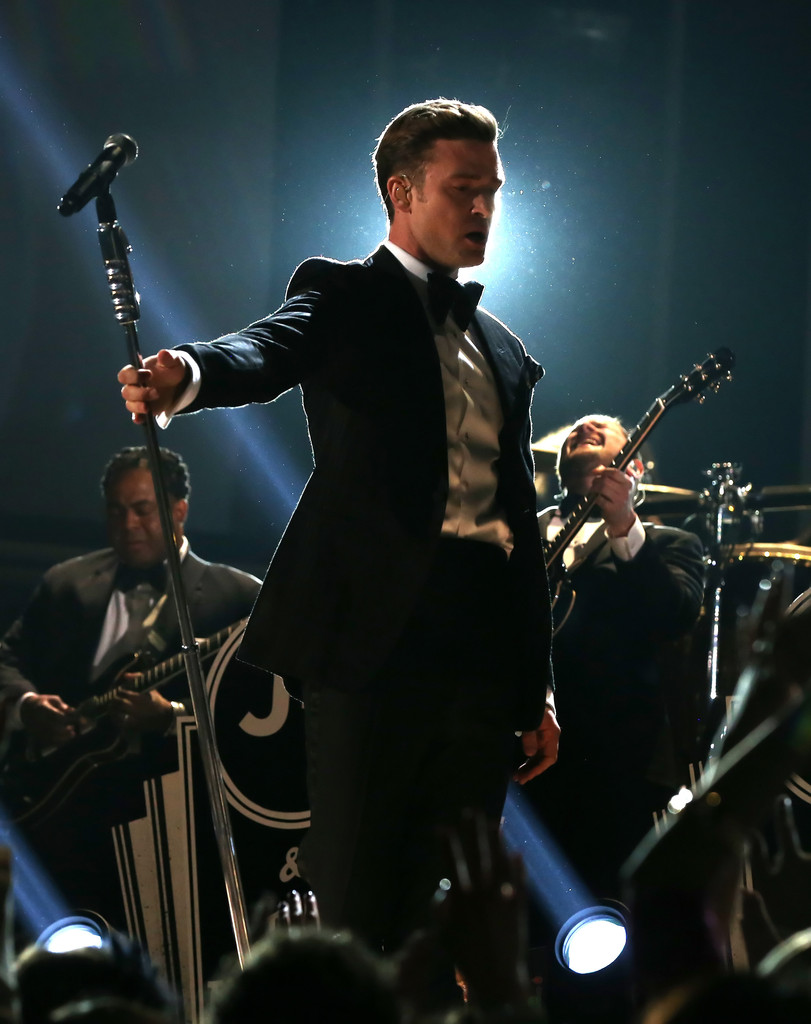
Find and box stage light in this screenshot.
[543,904,633,1023]
[556,904,628,975]
[504,787,635,1020]
[37,913,109,953]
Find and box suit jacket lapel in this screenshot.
[366,245,540,438]
[76,553,117,628]
[72,553,118,681]
[148,551,207,648]
[471,311,542,422]
[365,245,448,446]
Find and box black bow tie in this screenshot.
[114,562,167,593]
[426,273,484,331]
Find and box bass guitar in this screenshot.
[0,618,246,827]
[545,347,735,628]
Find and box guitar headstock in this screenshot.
[665,346,735,408]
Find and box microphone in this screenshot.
[57,133,138,216]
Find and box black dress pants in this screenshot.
[299,537,520,952]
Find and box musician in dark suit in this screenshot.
[532,414,704,910]
[118,99,558,960]
[0,446,260,747]
[0,446,260,931]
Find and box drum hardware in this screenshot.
[697,464,811,763]
[637,483,811,523]
[636,484,702,518]
[697,462,765,766]
[748,485,811,513]
[699,462,755,551]
[634,464,810,771]
[699,463,751,734]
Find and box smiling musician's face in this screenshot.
[558,416,627,495]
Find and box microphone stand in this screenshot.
[93,188,250,965]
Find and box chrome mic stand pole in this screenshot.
[91,187,250,965]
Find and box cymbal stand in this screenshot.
[700,462,752,760]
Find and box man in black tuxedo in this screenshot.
[532,415,704,910]
[0,446,260,928]
[118,99,559,957]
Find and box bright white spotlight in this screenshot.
[37,914,107,953]
[556,905,628,975]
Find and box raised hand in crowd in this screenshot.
[393,810,543,1023]
[276,889,320,931]
[435,812,536,1019]
[622,574,811,1023]
[742,794,811,964]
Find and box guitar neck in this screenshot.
[546,398,668,576]
[85,621,239,715]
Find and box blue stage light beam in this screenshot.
[0,32,304,516]
[502,782,594,932]
[0,815,71,941]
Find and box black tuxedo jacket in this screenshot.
[0,548,260,708]
[178,246,554,728]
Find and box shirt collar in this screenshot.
[382,239,458,282]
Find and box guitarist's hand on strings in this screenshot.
[19,693,80,750]
[110,686,176,734]
[590,461,642,538]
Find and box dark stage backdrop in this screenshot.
[1,0,810,628]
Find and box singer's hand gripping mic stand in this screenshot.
[62,172,250,965]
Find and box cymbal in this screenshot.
[637,484,701,517]
[728,542,811,565]
[531,425,572,474]
[532,449,558,473]
[750,485,811,512]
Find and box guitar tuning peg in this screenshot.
[709,382,721,393]
[696,394,707,404]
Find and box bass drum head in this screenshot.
[206,623,310,831]
[785,583,811,813]
[675,543,811,770]
[716,543,811,700]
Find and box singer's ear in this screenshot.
[387,175,411,212]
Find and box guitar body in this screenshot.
[0,720,130,827]
[550,577,577,635]
[0,618,243,828]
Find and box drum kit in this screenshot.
[638,463,811,605]
[638,462,811,756]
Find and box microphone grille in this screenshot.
[104,133,138,165]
